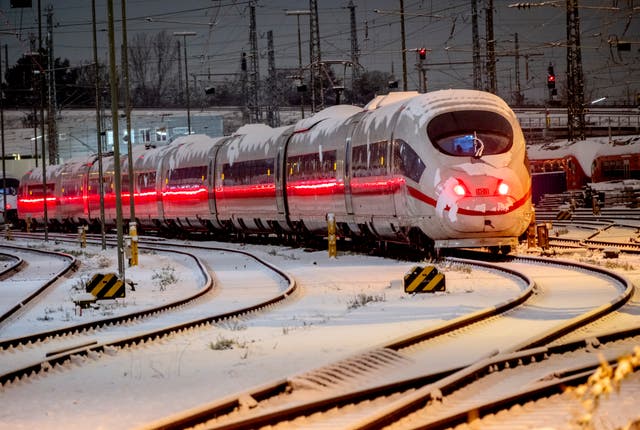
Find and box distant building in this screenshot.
[1,109,225,178]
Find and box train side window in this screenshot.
[392,139,426,183]
[427,110,513,156]
[223,158,274,186]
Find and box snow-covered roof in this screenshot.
[527,135,640,174]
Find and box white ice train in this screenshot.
[17,90,533,253]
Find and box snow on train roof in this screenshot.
[527,135,640,174]
[224,124,290,165]
[294,105,363,133]
[363,91,419,110]
[165,134,221,170]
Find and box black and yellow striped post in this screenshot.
[86,273,125,299]
[129,222,138,266]
[78,226,87,248]
[327,213,337,258]
[404,265,446,293]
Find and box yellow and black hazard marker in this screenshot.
[403,265,445,293]
[86,273,125,299]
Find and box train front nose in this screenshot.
[435,173,523,233]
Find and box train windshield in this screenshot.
[0,178,19,195]
[427,110,513,157]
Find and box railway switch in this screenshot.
[404,265,446,293]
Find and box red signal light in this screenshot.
[418,48,427,60]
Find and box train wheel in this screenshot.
[409,228,436,260]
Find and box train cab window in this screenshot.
[0,178,19,196]
[427,110,513,157]
[392,139,426,183]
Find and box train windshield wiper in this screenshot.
[473,131,484,158]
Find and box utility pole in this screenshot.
[91,0,106,250]
[248,2,261,123]
[514,32,523,105]
[121,0,135,232]
[285,9,310,119]
[1,42,6,222]
[348,0,360,95]
[265,30,280,128]
[106,0,125,280]
[566,0,585,141]
[309,0,322,112]
[240,52,249,124]
[471,0,482,90]
[485,0,497,94]
[38,0,48,242]
[176,39,182,104]
[399,0,408,91]
[46,4,57,165]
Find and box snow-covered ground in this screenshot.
[0,238,639,429]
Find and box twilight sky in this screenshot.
[1,0,638,104]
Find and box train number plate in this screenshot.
[475,187,490,195]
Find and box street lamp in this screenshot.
[285,10,310,119]
[173,31,197,134]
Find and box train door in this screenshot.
[344,137,353,214]
[343,112,366,216]
[624,158,630,179]
[208,153,217,216]
[274,131,293,216]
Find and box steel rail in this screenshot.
[0,245,77,325]
[0,244,296,388]
[142,254,633,430]
[142,257,534,430]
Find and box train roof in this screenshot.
[364,91,419,110]
[294,105,363,133]
[527,135,640,173]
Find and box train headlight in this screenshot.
[453,180,468,197]
[497,181,509,196]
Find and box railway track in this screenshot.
[0,237,296,389]
[0,245,77,326]
[141,255,634,430]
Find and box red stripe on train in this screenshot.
[407,186,531,216]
